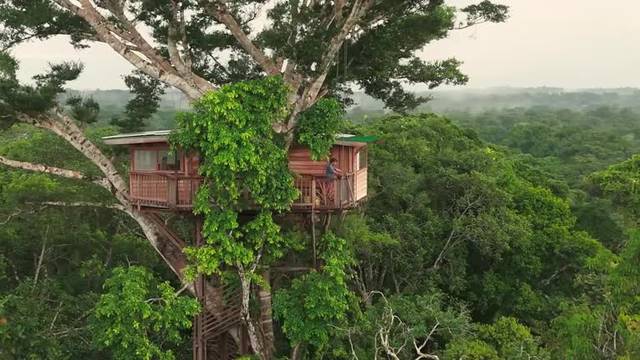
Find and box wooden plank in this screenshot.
[356,168,367,200]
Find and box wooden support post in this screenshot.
[193,218,207,360]
[311,211,317,269]
[168,175,178,208]
[311,177,316,209]
[335,178,340,208]
[219,333,228,360]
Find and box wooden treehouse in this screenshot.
[102,129,373,359]
[102,130,372,212]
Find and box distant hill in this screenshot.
[349,87,640,116]
[65,89,190,130]
[69,87,640,129]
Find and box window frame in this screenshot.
[355,147,368,171]
[131,145,185,173]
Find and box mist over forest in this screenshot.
[6,0,640,358]
[68,87,640,129]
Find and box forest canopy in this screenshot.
[2,0,640,359]
[3,104,640,358]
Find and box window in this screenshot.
[134,150,157,171]
[355,148,368,170]
[158,150,181,171]
[134,149,182,171]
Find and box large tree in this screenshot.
[0,0,508,357]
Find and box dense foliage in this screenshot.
[171,77,298,277]
[296,98,346,160]
[110,71,167,132]
[274,232,355,352]
[91,266,200,360]
[0,126,196,359]
[5,92,640,358]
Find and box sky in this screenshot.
[12,0,640,90]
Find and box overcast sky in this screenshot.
[12,0,640,90]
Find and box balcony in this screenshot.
[128,170,367,212]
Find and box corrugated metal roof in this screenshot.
[102,130,374,145]
[102,130,172,140]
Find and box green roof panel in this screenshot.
[337,135,378,143]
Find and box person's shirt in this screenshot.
[325,162,337,178]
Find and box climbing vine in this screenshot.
[172,76,353,357]
[274,232,355,351]
[172,76,298,276]
[296,98,345,160]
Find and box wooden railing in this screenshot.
[130,172,202,209]
[130,171,364,211]
[292,174,359,210]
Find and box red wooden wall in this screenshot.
[287,145,355,176]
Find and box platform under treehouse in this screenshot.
[102,130,372,212]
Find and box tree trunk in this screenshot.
[238,269,267,359]
[291,343,303,360]
[258,271,275,356]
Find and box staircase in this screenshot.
[194,282,245,359]
[144,212,245,359]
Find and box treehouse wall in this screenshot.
[125,142,367,211]
[287,145,356,176]
[130,143,362,177]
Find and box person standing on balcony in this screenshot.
[325,158,343,204]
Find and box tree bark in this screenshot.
[238,268,267,359]
[0,155,109,188]
[53,0,212,100]
[258,270,275,356]
[203,0,279,76]
[291,343,303,360]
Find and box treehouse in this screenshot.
[102,130,373,212]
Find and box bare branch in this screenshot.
[0,155,109,188]
[454,21,490,30]
[49,301,64,332]
[52,0,211,99]
[0,209,24,225]
[414,320,440,360]
[168,0,192,77]
[203,0,279,75]
[430,195,481,271]
[33,226,49,287]
[33,201,128,212]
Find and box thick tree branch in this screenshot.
[168,1,191,77]
[0,209,26,225]
[179,10,193,70]
[22,111,128,198]
[203,0,279,75]
[33,201,128,212]
[283,0,374,141]
[306,0,374,104]
[52,0,211,100]
[18,111,228,320]
[0,155,109,189]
